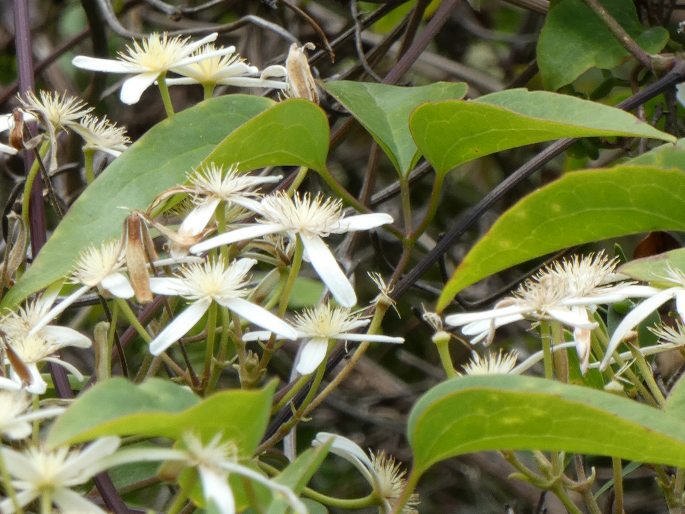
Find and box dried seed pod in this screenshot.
[125,214,153,303]
[285,42,319,104]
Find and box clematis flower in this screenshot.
[72,32,233,104]
[313,433,419,514]
[0,437,120,514]
[102,432,306,514]
[30,240,134,336]
[191,192,394,307]
[459,349,519,376]
[148,257,296,355]
[165,44,287,90]
[0,390,64,439]
[446,253,656,372]
[69,113,130,156]
[1,292,91,394]
[244,303,403,375]
[166,164,279,257]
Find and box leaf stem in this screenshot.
[21,139,49,232]
[157,73,175,118]
[84,148,95,184]
[612,457,624,514]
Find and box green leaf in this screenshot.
[411,90,674,176]
[47,378,274,455]
[437,166,685,310]
[323,81,467,176]
[202,98,329,174]
[2,95,273,309]
[619,248,685,284]
[409,375,685,475]
[628,139,685,170]
[666,373,685,421]
[266,442,331,514]
[537,0,669,90]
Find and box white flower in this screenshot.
[244,303,403,375]
[72,32,232,104]
[102,432,306,514]
[165,44,286,90]
[1,293,91,394]
[170,164,280,256]
[148,257,296,354]
[0,437,120,514]
[191,192,394,307]
[0,390,64,439]
[29,241,135,338]
[69,113,130,156]
[19,90,92,131]
[313,433,419,514]
[601,265,685,371]
[459,349,519,376]
[446,252,655,372]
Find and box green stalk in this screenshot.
[206,307,231,393]
[40,491,52,514]
[629,344,666,407]
[271,374,310,413]
[202,302,218,383]
[202,82,215,100]
[612,457,624,514]
[540,321,554,380]
[83,148,95,184]
[410,172,444,240]
[157,73,175,118]
[21,139,50,230]
[433,331,456,378]
[115,298,152,343]
[286,166,309,196]
[277,236,304,317]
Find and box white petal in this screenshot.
[4,420,31,440]
[182,33,220,56]
[179,199,220,236]
[29,285,90,335]
[547,307,597,329]
[149,277,185,295]
[313,433,376,485]
[571,308,592,374]
[198,467,234,514]
[191,224,284,254]
[300,234,356,308]
[101,272,134,298]
[221,297,297,340]
[296,338,328,375]
[461,314,525,336]
[120,72,159,104]
[231,257,258,276]
[43,357,85,383]
[0,376,22,392]
[149,299,211,355]
[445,305,529,327]
[600,288,679,370]
[0,142,17,155]
[0,490,38,513]
[1,446,38,480]
[216,77,287,89]
[564,285,661,305]
[41,325,91,349]
[676,290,685,320]
[0,114,12,132]
[212,62,254,79]
[54,488,108,514]
[63,437,121,479]
[165,77,201,86]
[335,213,393,233]
[340,333,404,344]
[72,55,136,73]
[241,330,274,342]
[22,365,47,395]
[260,65,288,79]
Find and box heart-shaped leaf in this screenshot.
[47,378,274,455]
[411,89,675,176]
[324,81,467,176]
[628,139,685,170]
[438,166,685,310]
[409,375,685,475]
[619,248,685,283]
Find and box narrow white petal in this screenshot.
[461,314,525,336]
[231,257,258,276]
[0,376,21,391]
[676,290,685,320]
[571,308,592,374]
[1,447,38,480]
[191,224,284,254]
[179,199,220,236]
[165,77,201,86]
[23,365,47,395]
[335,213,393,232]
[182,33,219,55]
[600,288,679,370]
[296,338,328,375]
[260,64,288,79]
[241,330,274,342]
[0,114,11,132]
[213,62,255,78]
[198,467,235,514]
[63,437,121,479]
[43,357,85,382]
[232,197,267,214]
[0,142,17,155]
[0,490,38,513]
[29,285,90,335]
[72,55,135,73]
[4,420,31,440]
[547,307,598,329]
[340,333,404,344]
[54,488,108,513]
[149,277,185,295]
[221,297,297,340]
[445,305,529,327]
[120,72,159,104]
[216,77,287,89]
[313,433,375,484]
[564,285,662,305]
[149,299,211,355]
[300,234,356,308]
[101,272,135,298]
[41,325,91,349]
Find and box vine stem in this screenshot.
[157,73,175,118]
[612,457,624,514]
